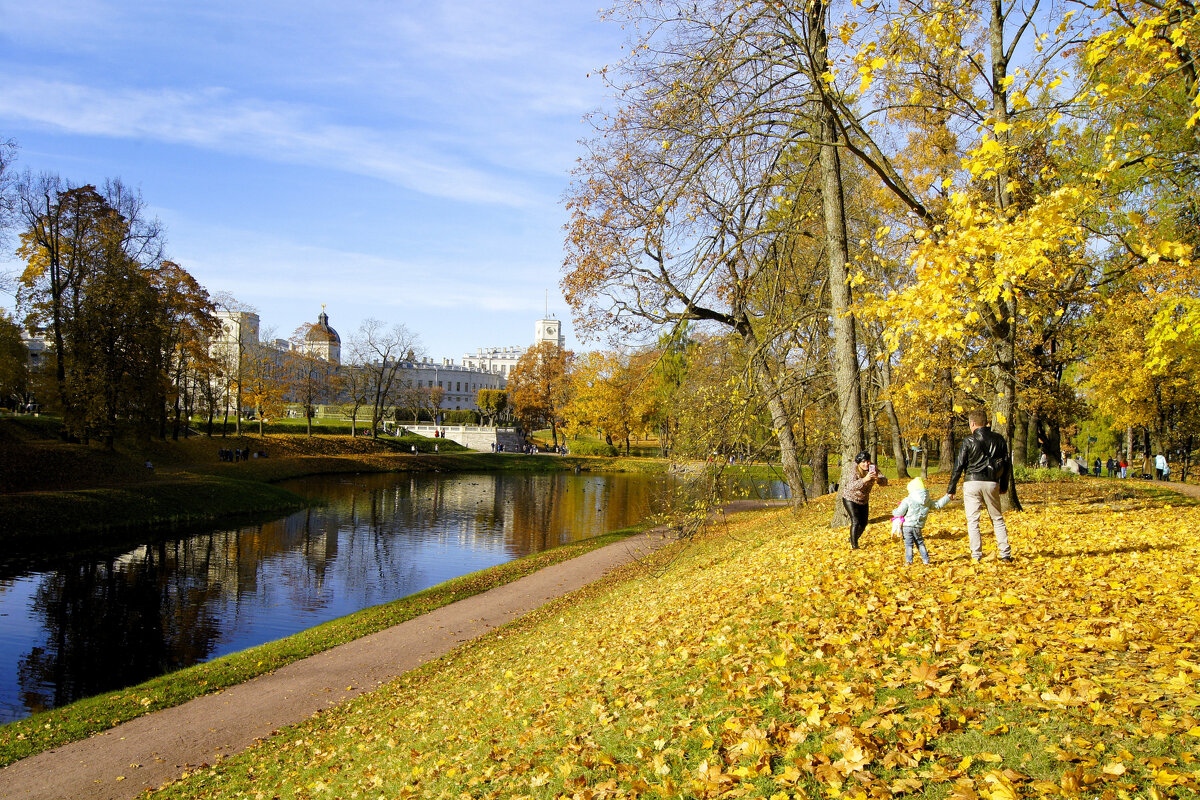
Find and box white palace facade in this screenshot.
[211,309,566,414]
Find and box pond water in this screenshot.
[0,470,787,724]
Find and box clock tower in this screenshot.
[535,317,565,349]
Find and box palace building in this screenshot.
[209,309,566,415]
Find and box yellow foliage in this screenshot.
[158,482,1200,800]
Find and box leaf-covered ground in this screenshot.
[154,480,1200,800]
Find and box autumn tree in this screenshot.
[13,178,203,445]
[210,294,258,436]
[564,1,861,507]
[476,388,508,426]
[639,328,689,458]
[507,341,574,447]
[0,313,29,409]
[153,261,219,440]
[334,358,371,437]
[566,350,650,455]
[418,385,445,424]
[241,341,284,436]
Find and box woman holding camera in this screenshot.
[843,451,888,549]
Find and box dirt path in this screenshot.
[0,525,697,800]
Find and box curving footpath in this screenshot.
[0,521,709,800]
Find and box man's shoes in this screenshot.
[1001,556,1013,562]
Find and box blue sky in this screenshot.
[0,1,624,358]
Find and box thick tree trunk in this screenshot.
[810,2,865,526]
[1038,417,1061,466]
[939,420,955,474]
[810,443,830,496]
[1013,409,1029,467]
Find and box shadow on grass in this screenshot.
[1027,542,1182,560]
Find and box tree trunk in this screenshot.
[741,324,808,506]
[1013,409,1029,467]
[810,443,830,496]
[878,352,909,478]
[939,367,955,472]
[939,418,955,473]
[992,319,1022,511]
[1038,416,1061,466]
[811,0,865,526]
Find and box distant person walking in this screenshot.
[946,409,1012,563]
[1155,453,1169,480]
[841,451,888,550]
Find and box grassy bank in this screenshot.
[0,525,645,767]
[0,475,306,544]
[0,417,670,539]
[149,479,1199,799]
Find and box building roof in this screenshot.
[306,311,340,345]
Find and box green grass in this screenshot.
[0,475,306,542]
[0,525,646,768]
[144,481,1200,800]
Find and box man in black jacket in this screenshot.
[946,409,1013,562]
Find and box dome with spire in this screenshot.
[306,310,340,345]
[304,309,341,365]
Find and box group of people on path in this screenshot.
[843,408,1012,564]
[218,447,266,462]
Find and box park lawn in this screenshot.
[152,479,1200,800]
[0,527,646,767]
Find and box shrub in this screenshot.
[1013,465,1077,483]
[442,410,480,425]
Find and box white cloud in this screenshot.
[0,77,538,207]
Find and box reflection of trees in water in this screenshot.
[505,474,672,554]
[17,543,222,714]
[10,472,684,719]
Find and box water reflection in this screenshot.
[0,471,786,723]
